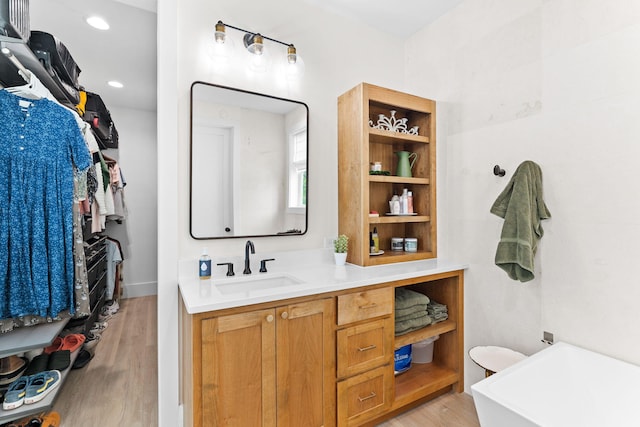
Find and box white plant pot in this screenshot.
[334,252,347,266]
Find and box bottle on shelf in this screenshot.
[199,247,211,280]
[372,227,379,253]
[401,188,409,214]
[407,191,413,214]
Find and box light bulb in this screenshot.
[215,21,226,44]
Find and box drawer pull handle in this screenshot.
[358,344,377,352]
[358,392,377,402]
[358,303,377,310]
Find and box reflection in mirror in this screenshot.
[190,82,308,239]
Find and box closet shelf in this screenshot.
[0,318,69,359]
[0,347,80,424]
[0,35,76,107]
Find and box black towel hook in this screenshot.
[493,165,506,177]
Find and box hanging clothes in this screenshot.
[0,89,92,320]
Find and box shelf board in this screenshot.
[394,320,457,349]
[369,215,430,224]
[0,319,70,359]
[393,362,459,409]
[364,251,435,266]
[0,35,77,108]
[368,175,429,185]
[0,348,81,424]
[368,128,429,144]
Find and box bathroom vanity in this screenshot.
[179,256,466,427]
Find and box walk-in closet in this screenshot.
[0,1,158,425]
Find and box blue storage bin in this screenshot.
[394,344,412,375]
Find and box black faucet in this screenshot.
[243,240,255,274]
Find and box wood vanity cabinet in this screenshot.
[335,270,464,427]
[338,82,437,266]
[181,298,335,427]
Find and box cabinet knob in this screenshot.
[281,311,289,320]
[266,314,274,323]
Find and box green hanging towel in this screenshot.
[490,160,551,282]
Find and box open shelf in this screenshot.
[368,128,429,145]
[339,83,436,267]
[0,348,81,424]
[394,320,457,349]
[0,35,77,107]
[0,319,69,359]
[368,175,430,185]
[369,215,431,224]
[393,362,459,408]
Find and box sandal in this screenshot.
[41,411,61,427]
[43,337,63,355]
[61,334,85,352]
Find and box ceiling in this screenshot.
[23,0,460,112]
[303,0,463,38]
[29,0,157,112]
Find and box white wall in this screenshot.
[158,1,406,424]
[405,0,640,390]
[105,106,158,298]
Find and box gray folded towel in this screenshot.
[395,313,432,336]
[395,288,430,310]
[395,309,428,323]
[395,304,428,319]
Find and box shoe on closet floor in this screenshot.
[40,411,61,427]
[89,321,108,335]
[61,334,85,352]
[43,337,63,355]
[71,350,93,370]
[24,370,61,405]
[2,376,29,410]
[103,300,120,315]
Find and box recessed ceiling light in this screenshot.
[108,80,124,88]
[86,16,110,30]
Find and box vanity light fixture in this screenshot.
[214,20,300,65]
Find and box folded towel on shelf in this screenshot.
[490,160,551,282]
[427,300,448,323]
[395,309,429,323]
[395,304,428,319]
[395,288,430,310]
[395,313,432,336]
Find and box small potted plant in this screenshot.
[334,234,349,265]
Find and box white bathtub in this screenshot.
[471,342,640,427]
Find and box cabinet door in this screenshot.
[276,298,335,427]
[201,308,276,427]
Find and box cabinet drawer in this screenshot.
[337,365,392,426]
[337,317,393,378]
[337,287,393,325]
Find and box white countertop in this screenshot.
[179,249,467,314]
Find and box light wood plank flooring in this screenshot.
[53,295,480,427]
[55,296,158,427]
[375,392,481,427]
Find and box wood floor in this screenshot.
[54,296,158,426]
[53,295,480,427]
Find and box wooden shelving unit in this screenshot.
[338,83,437,266]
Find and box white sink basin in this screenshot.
[214,274,304,295]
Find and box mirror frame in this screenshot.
[189,81,309,240]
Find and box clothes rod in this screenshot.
[1,47,30,84]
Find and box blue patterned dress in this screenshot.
[0,90,91,319]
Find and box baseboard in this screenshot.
[122,281,158,298]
